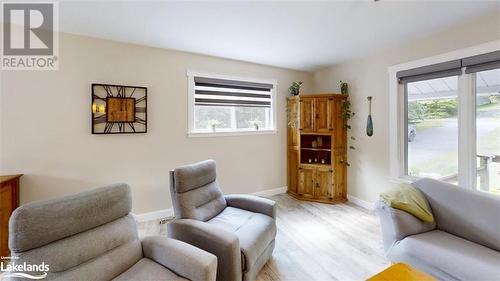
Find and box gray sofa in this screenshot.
[376,178,500,281]
[167,160,277,281]
[8,183,217,281]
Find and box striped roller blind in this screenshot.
[194,76,274,108]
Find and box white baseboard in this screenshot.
[133,186,287,223]
[251,186,287,197]
[347,194,375,210]
[134,208,173,223]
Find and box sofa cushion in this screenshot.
[9,183,132,252]
[207,207,276,273]
[173,160,217,193]
[14,214,140,273]
[413,178,500,252]
[387,230,500,281]
[113,258,188,281]
[170,160,227,221]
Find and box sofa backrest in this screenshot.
[413,178,500,252]
[8,183,143,280]
[170,159,227,221]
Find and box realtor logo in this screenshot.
[1,2,58,70]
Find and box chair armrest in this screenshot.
[141,236,217,281]
[225,194,276,218]
[375,201,436,254]
[167,219,242,281]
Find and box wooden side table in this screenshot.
[367,263,436,281]
[0,174,22,257]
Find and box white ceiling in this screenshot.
[57,1,500,71]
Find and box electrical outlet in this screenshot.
[159,216,175,224]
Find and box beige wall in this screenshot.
[2,11,498,214]
[313,12,500,204]
[0,33,312,214]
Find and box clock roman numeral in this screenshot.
[136,96,146,104]
[104,123,114,133]
[128,123,136,132]
[116,86,126,98]
[136,117,146,125]
[103,85,113,97]
[129,88,136,98]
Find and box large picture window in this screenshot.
[394,50,500,194]
[406,76,459,182]
[187,72,277,136]
[475,68,500,194]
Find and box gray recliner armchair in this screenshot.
[167,160,277,281]
[8,183,217,281]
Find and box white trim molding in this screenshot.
[134,208,174,223]
[251,186,287,197]
[457,72,477,189]
[347,194,375,211]
[388,40,500,182]
[133,186,287,223]
[186,70,278,137]
[188,129,277,138]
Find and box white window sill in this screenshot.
[187,129,277,138]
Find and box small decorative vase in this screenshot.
[312,140,318,148]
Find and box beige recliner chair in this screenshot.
[7,183,217,281]
[167,160,277,281]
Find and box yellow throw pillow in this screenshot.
[380,183,435,223]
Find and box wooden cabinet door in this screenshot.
[332,98,347,150]
[298,166,315,199]
[327,97,336,132]
[333,150,347,199]
[0,184,13,257]
[316,168,334,201]
[299,97,315,133]
[315,97,330,133]
[287,98,299,147]
[287,148,299,194]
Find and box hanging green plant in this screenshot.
[340,81,356,167]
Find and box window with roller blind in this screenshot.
[187,72,277,136]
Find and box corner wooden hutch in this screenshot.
[287,94,347,204]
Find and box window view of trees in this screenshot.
[407,76,459,181]
[194,106,270,131]
[476,69,500,194]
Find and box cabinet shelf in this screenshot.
[301,148,331,151]
[299,163,332,168]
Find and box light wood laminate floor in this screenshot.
[138,194,390,281]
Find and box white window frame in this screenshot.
[388,40,500,188]
[186,70,278,137]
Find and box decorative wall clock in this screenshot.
[91,83,147,134]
